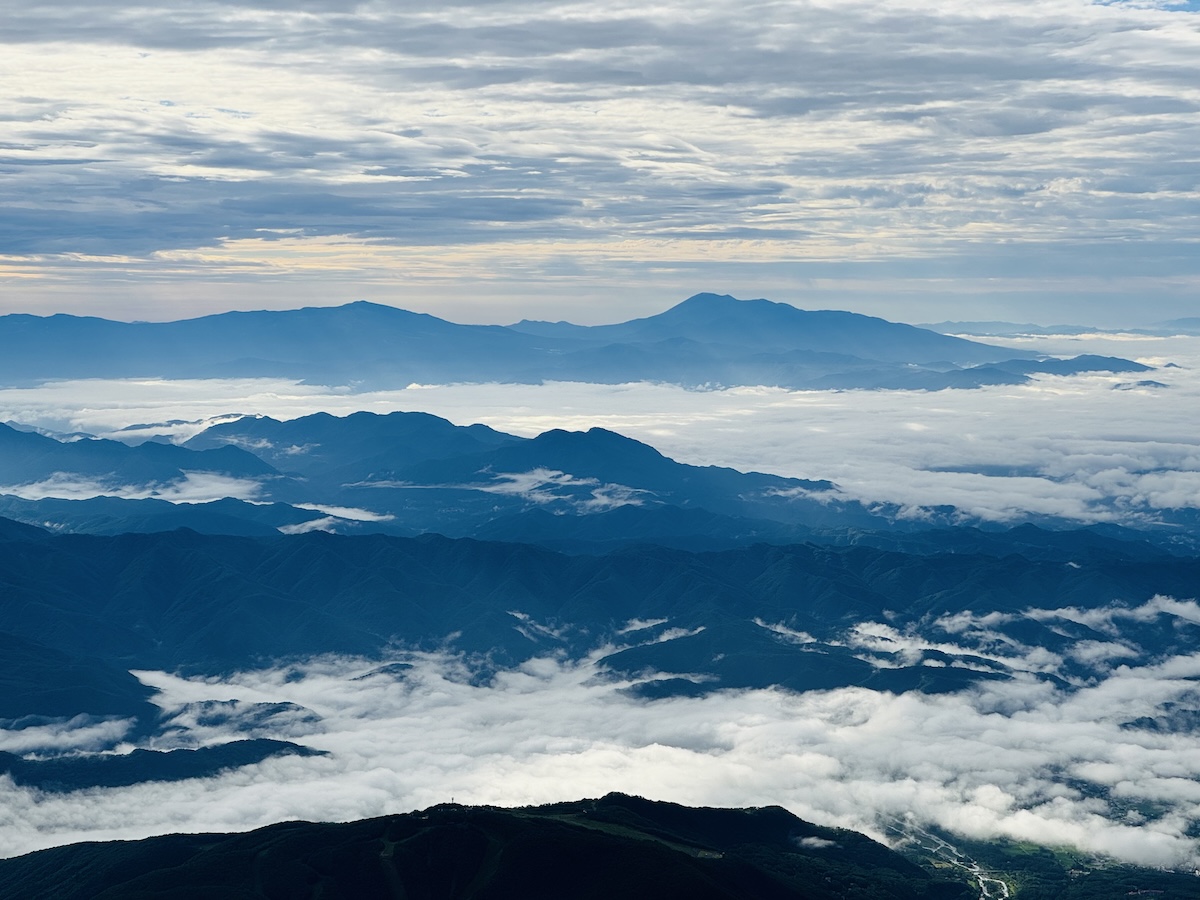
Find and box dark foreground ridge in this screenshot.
[3,793,1195,899]
[0,792,969,900]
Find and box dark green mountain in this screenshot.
[0,411,904,540]
[0,793,970,900]
[181,410,519,480]
[8,407,1182,547]
[0,630,158,721]
[0,495,325,537]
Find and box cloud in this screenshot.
[796,835,837,849]
[0,716,136,755]
[294,504,395,523]
[617,618,669,634]
[0,471,263,503]
[1026,595,1200,633]
[3,619,1200,869]
[465,468,650,511]
[347,467,652,511]
[1,0,1199,323]
[753,619,817,645]
[277,515,341,535]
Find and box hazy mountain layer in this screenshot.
[0,421,276,489]
[0,293,1144,391]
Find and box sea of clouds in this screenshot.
[1,331,1199,867]
[3,594,1200,867]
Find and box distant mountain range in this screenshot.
[0,293,1151,390]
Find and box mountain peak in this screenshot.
[672,291,745,309]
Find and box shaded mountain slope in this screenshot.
[514,292,1018,365]
[182,410,519,480]
[0,739,320,792]
[0,631,159,722]
[2,524,1198,719]
[0,422,278,488]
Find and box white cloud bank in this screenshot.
[3,594,1200,868]
[3,619,1200,869]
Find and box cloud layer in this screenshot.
[1,0,1198,322]
[4,594,1200,868]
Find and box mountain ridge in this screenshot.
[1,522,1196,720]
[513,292,1019,365]
[0,792,970,899]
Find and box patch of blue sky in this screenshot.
[1095,0,1200,9]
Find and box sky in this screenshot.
[2,0,1199,326]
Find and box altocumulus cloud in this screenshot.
[0,0,1198,321]
[3,598,1200,868]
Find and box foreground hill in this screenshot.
[0,294,1145,391]
[0,793,968,900]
